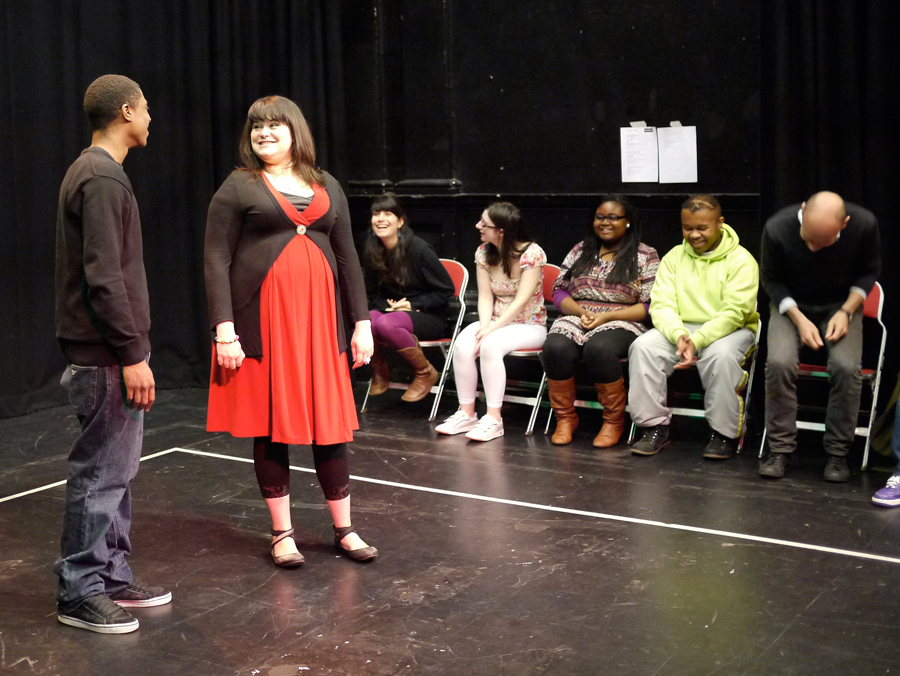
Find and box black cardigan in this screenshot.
[365,235,454,315]
[204,170,368,357]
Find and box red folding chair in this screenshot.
[359,259,469,421]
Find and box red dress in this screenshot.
[207,179,359,445]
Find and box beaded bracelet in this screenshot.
[214,335,240,344]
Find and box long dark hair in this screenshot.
[565,195,642,285]
[238,95,323,187]
[362,192,414,288]
[483,202,532,278]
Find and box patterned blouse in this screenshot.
[549,241,659,345]
[475,242,547,325]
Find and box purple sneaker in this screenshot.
[872,475,900,507]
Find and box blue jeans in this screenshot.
[891,399,900,477]
[54,362,144,610]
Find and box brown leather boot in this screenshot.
[593,378,626,448]
[368,348,391,396]
[397,344,439,402]
[548,377,578,445]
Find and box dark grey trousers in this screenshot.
[764,302,863,456]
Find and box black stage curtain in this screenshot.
[0,1,345,418]
[761,0,900,402]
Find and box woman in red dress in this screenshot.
[204,96,377,566]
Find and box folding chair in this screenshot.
[359,259,469,420]
[626,316,763,451]
[757,282,887,469]
[500,264,561,435]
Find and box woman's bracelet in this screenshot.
[214,335,240,344]
[839,308,853,319]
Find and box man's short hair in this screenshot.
[83,75,141,132]
[682,194,722,215]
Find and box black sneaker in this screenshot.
[631,425,670,456]
[58,594,139,634]
[759,453,788,478]
[703,431,738,460]
[109,579,172,608]
[823,455,850,483]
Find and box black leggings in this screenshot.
[541,329,636,383]
[253,437,350,501]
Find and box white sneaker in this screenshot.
[435,410,479,435]
[465,415,504,442]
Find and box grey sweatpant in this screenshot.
[627,324,755,439]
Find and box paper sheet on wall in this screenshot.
[658,126,698,183]
[620,127,659,182]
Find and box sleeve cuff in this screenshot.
[850,287,868,302]
[777,297,797,315]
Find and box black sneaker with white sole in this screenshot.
[631,424,670,456]
[58,594,139,634]
[109,579,172,608]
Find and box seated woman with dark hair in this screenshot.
[363,193,455,402]
[542,195,659,447]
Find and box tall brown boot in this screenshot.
[593,378,626,448]
[397,344,439,402]
[548,377,579,445]
[368,347,391,396]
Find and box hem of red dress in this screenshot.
[206,425,357,446]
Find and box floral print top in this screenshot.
[549,241,659,345]
[475,242,547,325]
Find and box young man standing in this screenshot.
[55,74,170,634]
[628,195,759,459]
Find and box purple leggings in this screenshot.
[369,310,417,350]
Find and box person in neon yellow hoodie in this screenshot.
[628,195,759,459]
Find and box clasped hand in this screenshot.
[579,310,608,330]
[674,334,696,370]
[386,298,412,312]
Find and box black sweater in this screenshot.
[365,235,454,316]
[205,170,368,357]
[760,203,880,309]
[55,147,151,366]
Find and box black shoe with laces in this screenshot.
[823,455,850,483]
[58,594,139,634]
[703,431,738,460]
[109,579,172,608]
[631,425,670,456]
[759,453,788,478]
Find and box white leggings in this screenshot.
[452,322,548,409]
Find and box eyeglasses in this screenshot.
[595,214,627,223]
[477,219,499,229]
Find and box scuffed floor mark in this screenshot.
[392,565,483,605]
[513,563,566,588]
[498,645,572,675]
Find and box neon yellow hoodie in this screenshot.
[649,223,759,349]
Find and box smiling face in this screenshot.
[250,119,293,168]
[125,91,151,147]
[681,208,724,254]
[476,210,503,248]
[593,201,629,246]
[371,209,404,247]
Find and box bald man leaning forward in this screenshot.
[759,192,880,481]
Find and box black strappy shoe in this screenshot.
[333,525,378,562]
[271,528,305,568]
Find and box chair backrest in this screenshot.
[440,258,468,299]
[542,264,562,303]
[863,281,883,320]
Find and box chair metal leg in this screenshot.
[544,407,554,435]
[758,426,767,459]
[428,344,454,422]
[360,379,373,413]
[526,372,547,436]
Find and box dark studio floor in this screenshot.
[2,385,900,676]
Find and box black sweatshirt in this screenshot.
[55,147,151,366]
[760,203,880,309]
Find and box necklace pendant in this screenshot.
[296,225,306,235]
